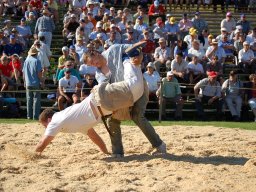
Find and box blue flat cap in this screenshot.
[125,41,146,58]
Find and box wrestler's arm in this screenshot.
[87,128,109,154]
[35,135,55,154]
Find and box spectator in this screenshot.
[2,0,17,17]
[134,6,149,25]
[107,24,121,43]
[75,25,89,44]
[234,33,245,53]
[72,0,86,12]
[238,41,256,74]
[192,12,208,34]
[152,18,167,43]
[171,52,189,84]
[141,30,155,69]
[156,71,184,120]
[174,39,188,59]
[3,35,23,57]
[117,15,127,32]
[206,39,226,64]
[22,47,43,120]
[198,29,210,52]
[10,28,26,48]
[16,18,32,49]
[47,0,59,23]
[63,14,79,38]
[35,9,55,48]
[0,29,8,55]
[0,55,15,93]
[187,55,204,84]
[221,70,243,121]
[206,55,224,84]
[109,7,116,18]
[134,16,148,34]
[93,39,104,53]
[29,0,43,12]
[57,60,82,82]
[58,68,80,111]
[188,40,206,62]
[246,73,256,122]
[122,28,137,44]
[221,12,236,34]
[105,32,118,47]
[184,27,199,49]
[148,0,166,18]
[3,19,12,37]
[80,74,98,101]
[69,45,80,67]
[194,71,223,120]
[123,8,133,24]
[94,6,104,22]
[154,37,172,72]
[236,14,251,35]
[216,27,230,43]
[115,10,123,24]
[218,34,235,56]
[89,22,107,41]
[165,17,180,48]
[143,62,160,100]
[230,26,243,43]
[26,12,37,35]
[246,27,256,44]
[178,13,193,39]
[58,46,72,70]
[250,39,256,57]
[74,35,87,59]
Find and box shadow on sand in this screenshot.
[103,153,249,166]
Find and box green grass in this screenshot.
[0,118,255,130]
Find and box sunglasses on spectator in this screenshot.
[66,64,72,67]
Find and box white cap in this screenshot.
[96,22,102,28]
[236,25,243,30]
[97,33,103,38]
[110,24,116,28]
[62,46,69,51]
[167,71,174,76]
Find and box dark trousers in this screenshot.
[195,95,223,120]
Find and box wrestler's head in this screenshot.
[39,108,55,128]
[125,41,146,65]
[83,50,107,68]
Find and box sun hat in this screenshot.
[28,47,38,56]
[208,71,217,78]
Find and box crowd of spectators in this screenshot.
[0,0,256,122]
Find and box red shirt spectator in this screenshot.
[9,57,22,73]
[148,1,165,16]
[29,0,43,10]
[0,61,12,77]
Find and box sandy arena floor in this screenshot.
[0,123,256,192]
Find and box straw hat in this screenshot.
[28,47,38,56]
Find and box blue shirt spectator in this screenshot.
[3,35,23,56]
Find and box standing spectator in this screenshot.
[238,41,256,74]
[156,71,184,120]
[221,70,243,121]
[143,62,160,100]
[153,37,172,72]
[194,71,223,120]
[221,12,236,34]
[58,68,80,111]
[178,13,193,40]
[192,12,208,34]
[22,47,43,120]
[35,9,55,48]
[16,18,32,49]
[236,14,251,35]
[246,74,256,122]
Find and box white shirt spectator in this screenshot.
[72,0,87,8]
[171,59,188,73]
[143,71,160,92]
[188,47,205,60]
[187,62,204,75]
[238,49,255,62]
[154,47,171,60]
[246,34,256,44]
[75,44,87,59]
[59,75,79,93]
[221,18,236,33]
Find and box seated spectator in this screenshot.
[9,54,22,84]
[121,25,140,43]
[105,31,119,47]
[10,28,26,48]
[143,62,160,100]
[134,16,148,35]
[250,40,256,57]
[94,6,104,22]
[188,40,206,62]
[165,17,180,48]
[80,74,98,101]
[134,6,149,26]
[58,46,72,71]
[184,28,199,50]
[153,18,167,44]
[0,55,15,93]
[115,10,123,24]
[206,39,226,64]
[246,74,256,122]
[89,22,107,41]
[236,14,251,35]
[29,0,43,13]
[117,15,127,32]
[45,0,59,23]
[87,12,97,27]
[57,60,82,82]
[69,45,80,68]
[174,39,188,59]
[3,35,23,57]
[75,25,89,44]
[221,70,243,121]
[107,24,121,43]
[122,28,137,44]
[216,28,230,42]
[246,27,256,44]
[206,55,224,84]
[238,41,256,74]
[2,0,17,17]
[156,71,184,120]
[63,14,80,38]
[178,13,193,40]
[123,8,133,24]
[0,29,8,55]
[198,29,210,52]
[171,52,189,84]
[234,33,245,54]
[16,18,32,49]
[218,34,235,56]
[93,39,104,53]
[141,30,155,69]
[58,68,80,111]
[148,0,166,23]
[109,7,116,18]
[153,37,171,72]
[187,55,204,84]
[192,12,208,35]
[194,71,223,120]
[75,35,87,60]
[221,12,236,34]
[26,12,37,35]
[3,19,12,37]
[230,25,243,42]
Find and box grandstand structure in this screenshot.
[0,4,255,120]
